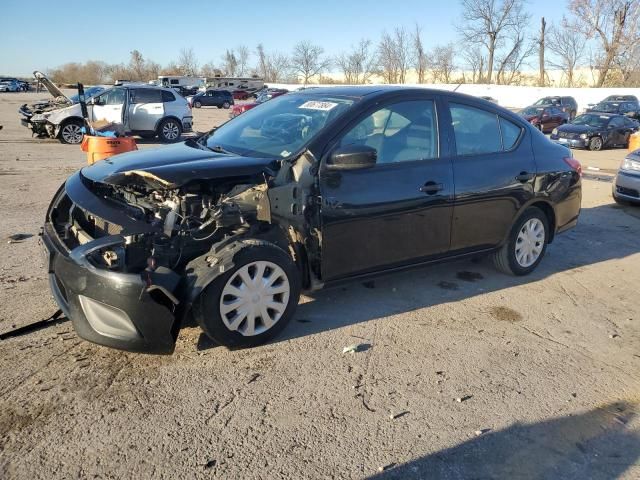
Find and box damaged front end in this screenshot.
[42,152,281,353]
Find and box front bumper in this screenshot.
[550,134,588,148]
[42,176,180,353]
[613,171,640,203]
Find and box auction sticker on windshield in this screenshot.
[299,101,338,111]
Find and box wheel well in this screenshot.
[57,117,84,138]
[155,116,182,133]
[530,201,556,243]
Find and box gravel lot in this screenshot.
[0,90,639,479]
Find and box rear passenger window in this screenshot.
[450,103,501,155]
[162,90,175,102]
[499,117,522,150]
[131,89,163,104]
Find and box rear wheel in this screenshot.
[157,118,182,143]
[59,120,84,145]
[194,241,301,348]
[492,207,549,276]
[194,101,202,108]
[223,101,231,109]
[589,136,603,151]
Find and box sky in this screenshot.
[0,0,567,76]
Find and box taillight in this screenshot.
[563,156,582,176]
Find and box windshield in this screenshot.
[534,97,559,106]
[69,87,104,103]
[592,102,619,113]
[572,114,610,128]
[521,107,544,116]
[204,94,356,158]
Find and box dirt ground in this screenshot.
[0,90,639,479]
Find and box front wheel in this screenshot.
[589,136,603,151]
[157,118,182,143]
[492,207,549,276]
[194,241,301,348]
[59,120,84,144]
[223,101,231,109]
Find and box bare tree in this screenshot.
[160,61,180,76]
[614,42,640,86]
[378,27,411,83]
[569,0,640,87]
[495,32,536,84]
[291,41,331,85]
[254,45,291,82]
[412,24,428,83]
[538,17,546,86]
[178,47,199,76]
[462,45,486,83]
[546,18,586,86]
[129,50,146,81]
[457,0,531,83]
[335,39,379,84]
[200,61,219,78]
[237,45,250,76]
[256,44,268,80]
[428,44,457,83]
[222,50,238,76]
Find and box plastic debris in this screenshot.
[455,395,473,403]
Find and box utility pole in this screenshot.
[539,17,546,87]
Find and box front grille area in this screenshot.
[559,131,575,139]
[617,186,640,198]
[71,206,123,239]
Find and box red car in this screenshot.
[232,90,250,100]
[229,89,289,118]
[520,105,569,133]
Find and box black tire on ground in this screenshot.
[194,240,301,348]
[589,136,603,151]
[157,118,182,143]
[223,101,231,109]
[58,119,84,145]
[194,101,202,108]
[492,206,550,276]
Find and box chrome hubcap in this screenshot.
[162,122,180,140]
[62,124,83,143]
[515,218,545,268]
[219,261,290,336]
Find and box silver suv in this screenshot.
[19,72,193,144]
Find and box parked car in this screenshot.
[0,79,21,92]
[19,71,192,144]
[549,113,639,150]
[533,96,578,120]
[232,90,251,100]
[189,89,234,109]
[585,101,640,120]
[41,86,582,353]
[520,105,569,132]
[613,148,640,204]
[229,89,288,118]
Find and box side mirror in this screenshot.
[327,145,377,170]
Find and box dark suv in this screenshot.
[533,96,578,120]
[586,101,640,120]
[42,86,582,354]
[189,90,234,109]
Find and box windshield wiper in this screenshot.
[208,144,236,155]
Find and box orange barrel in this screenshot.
[80,135,138,164]
[629,132,640,153]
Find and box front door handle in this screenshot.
[515,172,535,182]
[419,181,444,195]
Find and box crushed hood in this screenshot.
[81,141,279,189]
[34,71,70,102]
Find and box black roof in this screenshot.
[287,85,481,100]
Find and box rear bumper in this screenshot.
[613,171,640,202]
[42,179,180,354]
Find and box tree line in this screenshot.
[48,0,640,88]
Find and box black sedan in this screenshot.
[550,113,639,150]
[41,86,582,353]
[189,89,234,109]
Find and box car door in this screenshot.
[445,99,535,252]
[608,116,627,145]
[128,88,164,132]
[90,88,126,124]
[319,97,455,281]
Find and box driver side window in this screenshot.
[339,100,438,164]
[96,89,125,106]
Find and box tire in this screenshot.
[157,118,182,143]
[194,241,301,348]
[194,101,202,108]
[223,101,231,109]
[492,207,549,276]
[589,136,603,151]
[59,119,84,145]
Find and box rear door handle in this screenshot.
[419,181,444,195]
[515,172,535,182]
